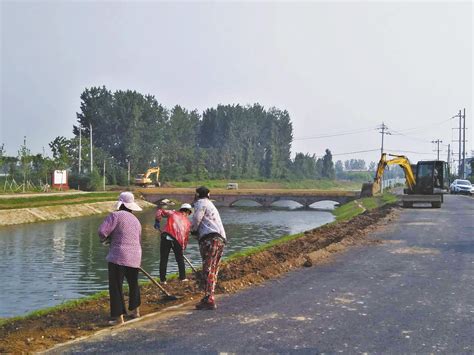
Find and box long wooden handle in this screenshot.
[138,267,171,297]
[183,254,198,273]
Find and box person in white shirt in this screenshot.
[191,186,226,310]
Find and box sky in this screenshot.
[1,0,472,168]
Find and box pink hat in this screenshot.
[115,191,142,211]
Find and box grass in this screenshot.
[0,291,109,327]
[168,179,362,191]
[224,232,305,262]
[333,193,398,222]
[0,192,120,210]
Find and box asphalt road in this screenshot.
[52,195,473,354]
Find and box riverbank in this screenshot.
[0,195,398,353]
[0,199,156,226]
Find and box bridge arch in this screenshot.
[230,199,263,207]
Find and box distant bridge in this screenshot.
[139,188,360,208]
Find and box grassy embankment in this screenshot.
[0,192,120,210]
[226,193,397,261]
[0,193,397,327]
[168,179,362,190]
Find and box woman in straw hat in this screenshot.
[98,191,143,325]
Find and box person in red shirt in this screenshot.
[154,203,193,283]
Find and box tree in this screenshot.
[344,159,366,170]
[322,149,335,179]
[18,139,32,192]
[49,136,71,170]
[335,160,345,179]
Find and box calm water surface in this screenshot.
[0,202,336,317]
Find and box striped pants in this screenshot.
[199,234,225,302]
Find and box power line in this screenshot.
[384,148,435,155]
[390,129,433,144]
[392,116,454,134]
[293,127,376,141]
[331,148,380,157]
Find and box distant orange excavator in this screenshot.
[361,153,449,208]
[134,167,161,187]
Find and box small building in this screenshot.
[52,170,69,190]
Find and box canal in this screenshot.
[0,202,336,318]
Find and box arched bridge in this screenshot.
[139,188,360,208]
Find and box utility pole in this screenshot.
[127,159,131,185]
[103,160,106,191]
[90,123,93,173]
[378,122,391,193]
[378,122,391,156]
[432,139,442,160]
[447,144,451,172]
[462,108,466,179]
[458,109,462,177]
[79,127,82,174]
[23,136,26,193]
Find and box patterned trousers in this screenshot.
[199,234,225,302]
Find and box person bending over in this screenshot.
[98,192,142,325]
[155,203,193,283]
[191,186,227,310]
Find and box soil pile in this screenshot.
[0,205,396,353]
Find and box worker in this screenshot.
[154,203,193,283]
[98,191,142,325]
[191,186,227,310]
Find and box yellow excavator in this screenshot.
[134,167,161,187]
[361,153,449,208]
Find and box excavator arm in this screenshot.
[135,167,161,187]
[361,153,416,197]
[144,168,160,180]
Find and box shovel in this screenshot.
[139,267,179,301]
[183,254,198,273]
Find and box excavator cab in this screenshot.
[412,161,449,195]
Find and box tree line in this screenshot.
[53,86,338,186]
[4,86,403,190]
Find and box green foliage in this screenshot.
[168,178,361,190]
[89,169,102,191]
[0,192,118,209]
[322,149,335,179]
[4,86,372,187]
[49,136,70,169]
[333,193,397,221]
[17,140,32,191]
[344,159,367,170]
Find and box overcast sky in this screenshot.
[1,1,472,167]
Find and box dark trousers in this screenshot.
[160,233,186,282]
[108,262,141,318]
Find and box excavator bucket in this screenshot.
[360,181,381,197]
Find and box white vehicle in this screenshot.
[449,179,473,195]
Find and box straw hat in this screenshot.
[179,203,193,213]
[115,191,142,211]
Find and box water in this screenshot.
[0,203,335,317]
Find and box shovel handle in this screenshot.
[183,254,198,273]
[138,267,172,297]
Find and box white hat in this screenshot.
[179,203,193,212]
[116,192,142,212]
